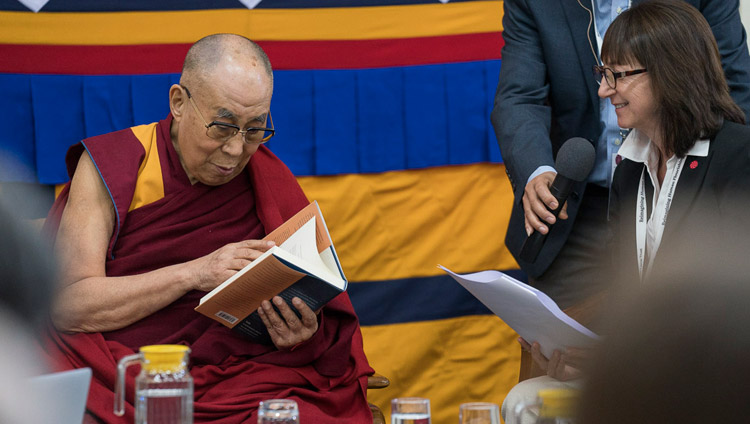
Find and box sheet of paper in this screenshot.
[440,266,599,358]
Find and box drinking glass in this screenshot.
[391,397,431,424]
[257,399,299,424]
[459,402,500,424]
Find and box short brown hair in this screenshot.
[601,0,744,157]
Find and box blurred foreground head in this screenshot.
[578,272,750,423]
[0,197,57,423]
[0,197,56,330]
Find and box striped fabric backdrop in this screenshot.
[0,1,525,423]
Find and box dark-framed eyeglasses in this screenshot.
[593,66,648,89]
[181,85,275,145]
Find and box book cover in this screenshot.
[195,201,347,344]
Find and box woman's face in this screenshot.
[598,60,659,141]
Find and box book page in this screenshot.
[440,265,599,358]
[273,228,345,289]
[263,201,332,253]
[319,247,343,278]
[279,217,323,265]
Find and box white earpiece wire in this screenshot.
[576,0,603,66]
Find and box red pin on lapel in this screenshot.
[689,160,698,169]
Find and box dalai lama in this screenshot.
[43,33,373,423]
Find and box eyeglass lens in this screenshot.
[594,68,616,89]
[207,124,272,144]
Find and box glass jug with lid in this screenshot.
[114,344,193,424]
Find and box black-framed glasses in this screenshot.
[181,85,275,145]
[593,66,648,89]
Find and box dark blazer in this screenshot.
[609,120,750,286]
[491,0,750,278]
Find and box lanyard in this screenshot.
[635,156,686,280]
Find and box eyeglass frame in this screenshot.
[180,85,275,145]
[593,66,648,89]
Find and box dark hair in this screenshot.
[601,0,745,157]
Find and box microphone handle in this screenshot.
[518,178,574,263]
[519,202,563,263]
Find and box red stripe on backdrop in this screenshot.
[0,32,503,75]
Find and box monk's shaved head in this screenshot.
[180,33,273,87]
[169,33,274,186]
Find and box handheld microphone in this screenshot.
[519,137,596,263]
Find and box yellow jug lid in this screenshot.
[538,388,578,418]
[140,345,190,373]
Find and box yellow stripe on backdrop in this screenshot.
[361,316,519,424]
[0,1,503,45]
[297,162,518,282]
[298,163,522,423]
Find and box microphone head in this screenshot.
[555,137,596,181]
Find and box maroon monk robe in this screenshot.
[42,115,373,423]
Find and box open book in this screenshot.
[440,265,599,358]
[195,201,347,344]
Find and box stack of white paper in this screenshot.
[440,265,599,358]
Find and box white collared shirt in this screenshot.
[617,129,709,277]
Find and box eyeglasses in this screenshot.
[593,66,648,89]
[181,85,275,145]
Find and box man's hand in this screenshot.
[258,296,319,350]
[522,172,568,236]
[519,338,591,381]
[189,240,275,292]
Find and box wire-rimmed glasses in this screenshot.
[181,85,275,145]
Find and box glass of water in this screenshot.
[459,402,500,424]
[257,399,299,424]
[391,397,431,424]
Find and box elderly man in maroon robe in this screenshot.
[43,33,373,423]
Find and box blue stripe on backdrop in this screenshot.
[84,76,134,139]
[313,70,359,175]
[348,270,528,326]
[31,75,85,184]
[447,63,487,165]
[268,71,315,176]
[358,67,406,173]
[404,65,449,168]
[0,75,36,182]
[485,59,503,163]
[132,74,180,127]
[0,0,483,12]
[0,60,502,184]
